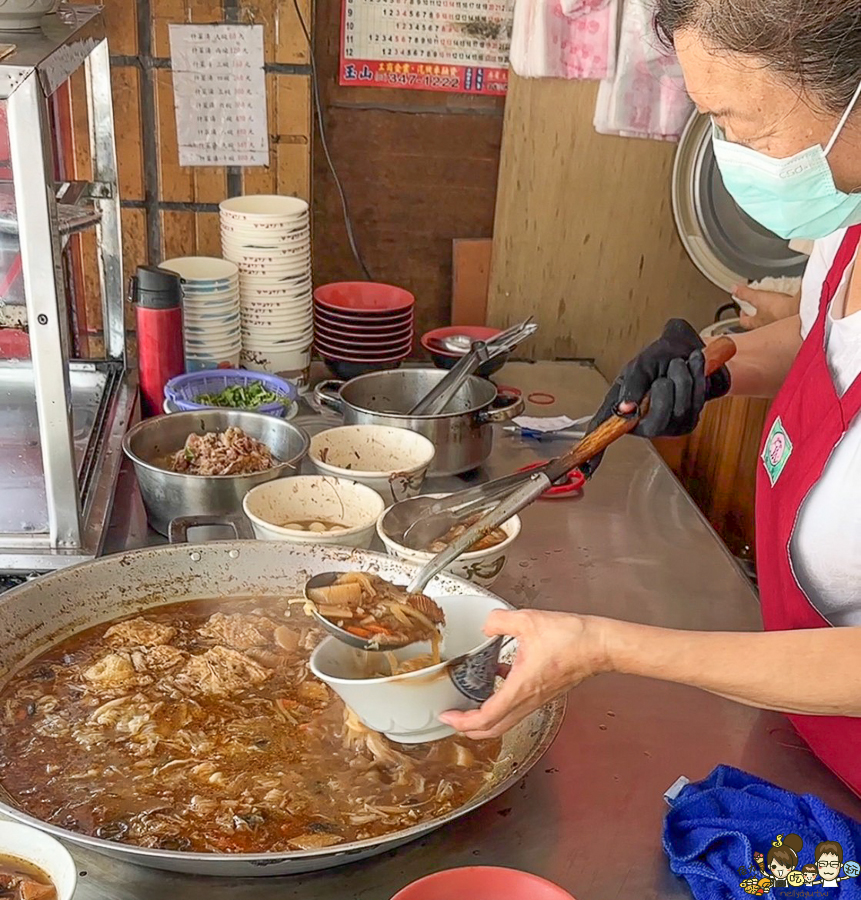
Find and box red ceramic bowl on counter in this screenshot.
[422,325,507,378]
[391,867,576,900]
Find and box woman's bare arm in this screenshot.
[714,314,803,399]
[440,610,861,740]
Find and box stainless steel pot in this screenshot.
[314,369,524,476]
[122,410,310,536]
[0,540,564,876]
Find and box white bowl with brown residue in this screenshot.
[0,822,77,900]
[377,495,522,588]
[308,425,436,504]
[310,593,510,743]
[243,475,385,548]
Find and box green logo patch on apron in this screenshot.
[762,416,793,486]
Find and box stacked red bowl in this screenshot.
[314,282,415,380]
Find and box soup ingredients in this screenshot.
[195,381,282,411]
[426,513,508,554]
[167,427,275,475]
[280,520,346,533]
[306,573,445,648]
[0,855,57,900]
[0,597,499,854]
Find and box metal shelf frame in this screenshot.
[0,7,131,569]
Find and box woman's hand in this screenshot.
[438,609,607,740]
[734,284,801,330]
[580,319,732,477]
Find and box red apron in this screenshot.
[756,223,861,796]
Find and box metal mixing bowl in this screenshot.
[122,410,310,535]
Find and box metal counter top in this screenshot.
[78,361,861,899]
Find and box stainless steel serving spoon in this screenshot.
[303,475,543,651]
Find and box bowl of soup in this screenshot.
[310,593,510,743]
[377,494,521,587]
[243,475,386,548]
[0,822,77,900]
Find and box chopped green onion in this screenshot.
[195,381,284,410]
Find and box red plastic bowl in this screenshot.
[314,312,414,333]
[314,341,413,360]
[315,333,414,355]
[314,282,415,315]
[421,325,507,377]
[391,867,576,900]
[421,325,503,358]
[315,319,413,339]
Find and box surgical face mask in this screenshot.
[711,81,861,240]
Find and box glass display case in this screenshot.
[0,7,134,572]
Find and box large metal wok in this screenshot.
[0,540,564,877]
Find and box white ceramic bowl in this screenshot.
[0,822,77,900]
[243,475,385,548]
[241,346,312,376]
[310,593,510,743]
[186,355,241,371]
[241,285,312,298]
[162,256,239,282]
[309,425,435,504]
[377,495,522,588]
[220,194,309,220]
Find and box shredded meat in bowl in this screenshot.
[0,598,500,854]
[167,427,275,475]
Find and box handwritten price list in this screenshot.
[169,24,269,167]
[340,0,514,95]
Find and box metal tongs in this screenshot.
[408,318,538,416]
[307,337,737,652]
[401,336,739,551]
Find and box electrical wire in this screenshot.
[292,0,373,280]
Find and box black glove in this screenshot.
[580,319,731,477]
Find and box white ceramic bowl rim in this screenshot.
[378,496,522,561]
[309,611,507,686]
[243,476,385,537]
[310,426,436,478]
[161,256,239,281]
[219,195,309,218]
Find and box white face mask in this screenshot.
[711,80,861,240]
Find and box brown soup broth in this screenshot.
[0,854,57,900]
[0,597,500,854]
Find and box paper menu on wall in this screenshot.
[339,0,514,95]
[169,24,269,167]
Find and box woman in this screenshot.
[441,0,861,797]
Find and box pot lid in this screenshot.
[672,112,809,292]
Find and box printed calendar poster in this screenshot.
[339,0,514,95]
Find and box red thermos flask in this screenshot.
[131,265,185,418]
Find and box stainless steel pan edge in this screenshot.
[0,540,565,876]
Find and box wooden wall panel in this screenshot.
[488,74,728,380]
[162,211,197,259]
[312,0,503,344]
[452,238,492,325]
[154,69,194,204]
[112,66,144,201]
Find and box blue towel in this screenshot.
[663,766,861,899]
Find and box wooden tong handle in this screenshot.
[545,336,737,480]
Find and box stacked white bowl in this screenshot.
[161,257,241,371]
[219,195,313,388]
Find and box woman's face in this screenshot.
[674,29,861,193]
